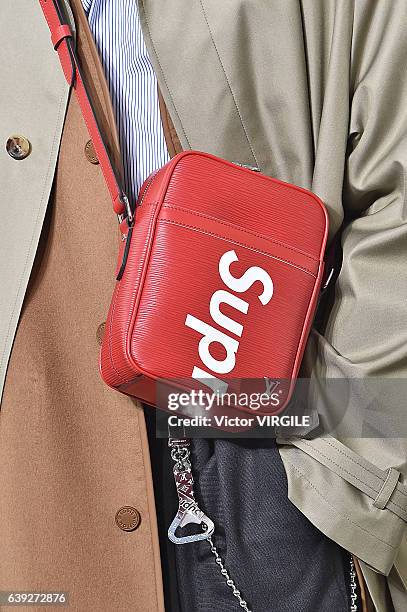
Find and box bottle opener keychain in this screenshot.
[168,434,253,612]
[167,437,214,544]
[167,433,357,612]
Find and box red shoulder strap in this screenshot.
[38,0,131,219]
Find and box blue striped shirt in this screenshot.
[82,0,169,203]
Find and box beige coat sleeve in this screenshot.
[139,0,407,607]
[279,1,407,606]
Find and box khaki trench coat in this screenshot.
[1,1,407,610]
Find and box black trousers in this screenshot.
[146,415,352,612]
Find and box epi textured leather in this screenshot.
[100,151,328,415]
[39,0,328,418]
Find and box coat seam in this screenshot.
[299,440,407,516]
[198,0,260,168]
[162,204,320,261]
[323,439,407,500]
[282,454,397,551]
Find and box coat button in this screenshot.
[85,139,99,164]
[96,322,106,346]
[6,135,31,160]
[115,506,141,532]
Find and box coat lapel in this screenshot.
[69,0,123,175]
[138,0,315,186]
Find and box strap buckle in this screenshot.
[118,193,133,226]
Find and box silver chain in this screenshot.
[206,534,252,612]
[169,436,356,612]
[169,437,252,611]
[350,556,358,612]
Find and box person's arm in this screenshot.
[279,0,407,578]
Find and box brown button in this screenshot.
[6,135,31,160]
[85,139,99,164]
[96,322,106,346]
[115,506,141,532]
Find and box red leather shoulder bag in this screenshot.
[40,0,328,418]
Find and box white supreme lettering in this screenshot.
[185,250,274,391]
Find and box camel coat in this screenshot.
[0,2,163,610]
[1,1,407,610]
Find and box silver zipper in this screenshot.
[137,169,160,207]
